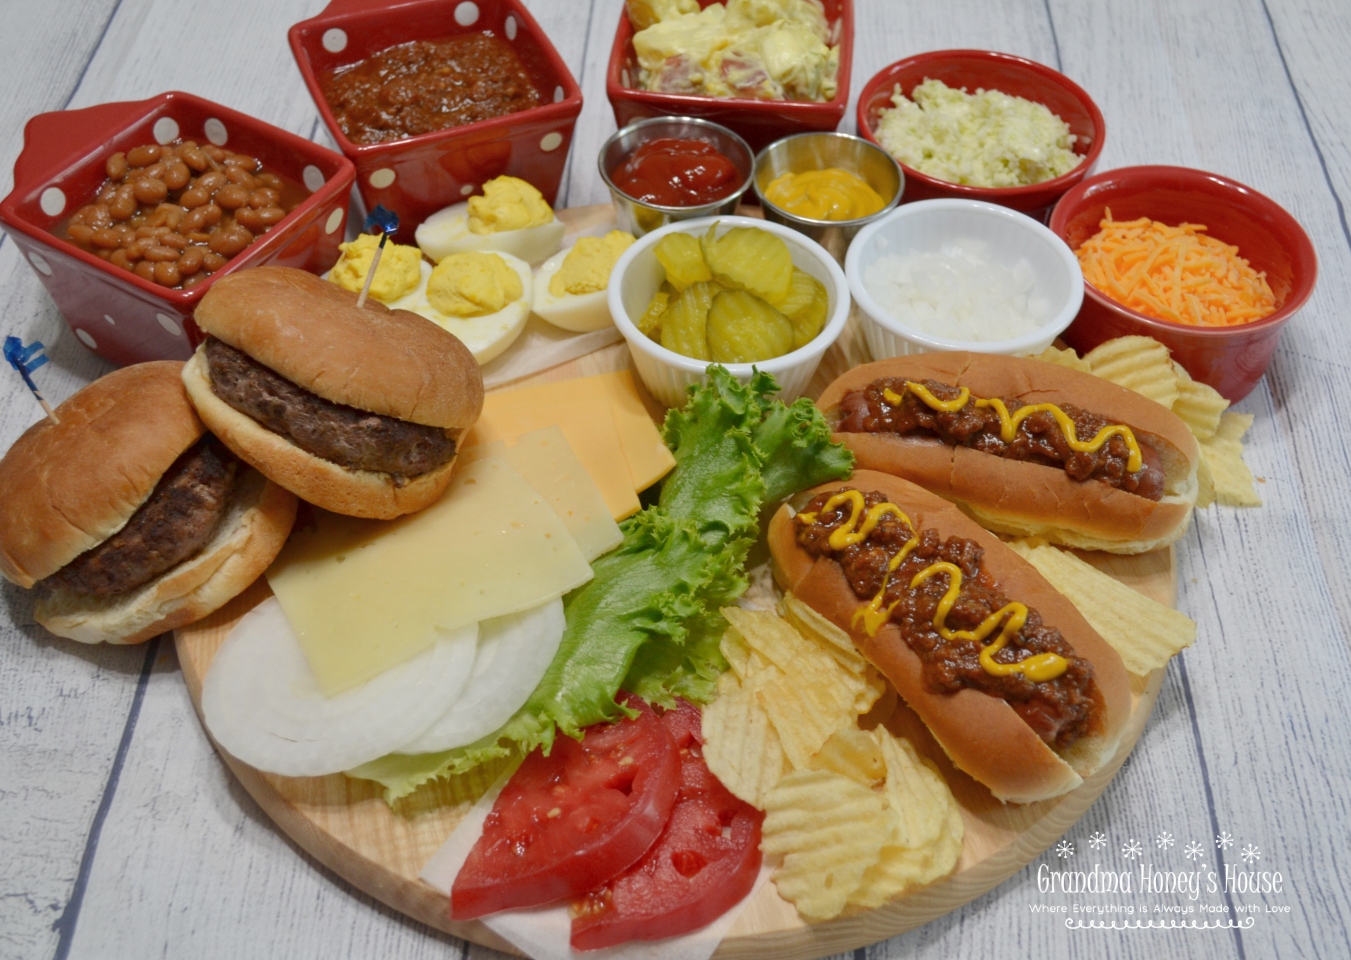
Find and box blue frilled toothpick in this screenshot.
[4,335,59,424]
[355,205,400,309]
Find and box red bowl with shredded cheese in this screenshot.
[1050,165,1317,402]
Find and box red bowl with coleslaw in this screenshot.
[856,50,1105,221]
[1050,165,1317,402]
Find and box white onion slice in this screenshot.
[202,598,477,777]
[396,598,565,755]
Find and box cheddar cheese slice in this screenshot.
[472,379,642,520]
[590,370,676,493]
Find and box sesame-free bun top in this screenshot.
[193,266,484,430]
[0,361,204,589]
[817,353,1200,554]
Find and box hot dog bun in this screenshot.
[768,470,1132,803]
[817,354,1199,554]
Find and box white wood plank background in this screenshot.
[3,1,1350,959]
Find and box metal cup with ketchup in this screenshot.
[598,117,754,237]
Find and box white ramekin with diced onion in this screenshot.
[607,215,851,408]
[845,199,1084,359]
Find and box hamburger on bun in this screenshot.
[0,361,298,645]
[183,266,484,519]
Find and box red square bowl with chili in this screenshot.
[289,0,584,237]
[605,0,854,154]
[0,91,354,367]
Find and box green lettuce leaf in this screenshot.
[348,367,851,805]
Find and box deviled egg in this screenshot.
[327,235,532,364]
[395,252,533,364]
[416,176,565,265]
[533,230,636,332]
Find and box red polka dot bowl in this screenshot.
[0,91,354,366]
[289,0,584,239]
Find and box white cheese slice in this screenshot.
[501,425,623,561]
[457,428,623,561]
[266,455,593,695]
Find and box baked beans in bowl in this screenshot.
[0,91,354,366]
[289,0,584,237]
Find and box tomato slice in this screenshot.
[451,696,680,919]
[569,699,764,951]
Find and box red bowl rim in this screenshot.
[1049,164,1319,338]
[603,0,853,117]
[288,0,584,161]
[854,49,1106,201]
[0,90,355,307]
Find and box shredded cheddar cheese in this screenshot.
[1075,210,1277,327]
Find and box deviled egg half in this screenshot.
[416,176,565,266]
[328,234,532,364]
[534,230,636,332]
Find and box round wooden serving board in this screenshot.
[174,205,1175,960]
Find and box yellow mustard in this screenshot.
[883,381,1144,474]
[796,493,1070,682]
[764,168,886,221]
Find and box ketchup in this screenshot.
[610,138,741,207]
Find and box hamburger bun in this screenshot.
[183,350,455,519]
[816,354,1199,554]
[769,471,1132,803]
[188,267,484,519]
[0,361,298,644]
[35,469,297,644]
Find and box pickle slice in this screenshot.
[700,225,794,306]
[653,232,711,291]
[778,268,829,349]
[660,281,717,360]
[706,289,795,363]
[637,284,673,339]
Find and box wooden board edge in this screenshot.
[174,625,525,956]
[709,668,1165,959]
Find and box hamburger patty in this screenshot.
[41,438,238,598]
[203,337,457,478]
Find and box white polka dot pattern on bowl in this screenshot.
[153,117,180,145]
[460,184,475,196]
[540,132,563,152]
[156,313,182,337]
[204,118,228,146]
[455,1,479,26]
[28,252,51,276]
[505,15,517,39]
[369,168,396,189]
[554,86,565,103]
[76,328,97,350]
[104,314,116,326]
[40,187,66,217]
[322,28,347,53]
[303,165,325,193]
[325,208,344,234]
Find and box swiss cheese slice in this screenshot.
[500,426,623,561]
[472,380,642,520]
[590,370,676,492]
[266,456,593,695]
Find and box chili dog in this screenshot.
[816,354,1199,554]
[768,471,1132,803]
